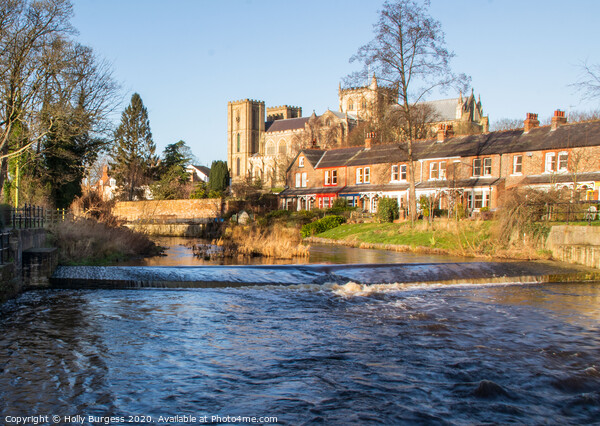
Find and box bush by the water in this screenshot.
[49,218,160,265]
[377,197,399,223]
[301,215,346,238]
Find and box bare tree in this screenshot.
[572,60,600,101]
[347,0,469,222]
[491,118,523,131]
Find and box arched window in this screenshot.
[236,157,241,176]
[266,141,275,156]
[236,134,241,152]
[278,140,287,155]
[348,100,354,110]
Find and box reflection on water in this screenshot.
[0,282,598,424]
[121,237,478,266]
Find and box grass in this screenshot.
[313,219,503,257]
[48,218,161,265]
[217,223,309,259]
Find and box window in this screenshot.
[301,172,307,187]
[400,164,407,180]
[109,178,116,187]
[325,170,338,186]
[236,134,240,152]
[348,100,354,110]
[299,156,304,167]
[558,151,568,171]
[473,158,482,176]
[295,173,301,188]
[545,152,556,172]
[236,158,240,176]
[513,155,523,174]
[278,142,287,155]
[391,165,399,181]
[483,158,492,176]
[440,161,446,179]
[469,191,490,209]
[430,162,439,180]
[364,167,370,183]
[266,142,275,156]
[356,168,363,184]
[361,100,367,109]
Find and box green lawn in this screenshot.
[315,221,494,252]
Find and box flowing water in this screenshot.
[1,239,599,424]
[0,281,599,425]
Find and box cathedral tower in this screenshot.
[227,99,265,182]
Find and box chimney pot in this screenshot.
[524,112,540,133]
[365,132,375,149]
[551,109,567,130]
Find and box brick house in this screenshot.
[279,111,600,214]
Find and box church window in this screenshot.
[266,142,275,156]
[236,134,240,152]
[348,100,354,111]
[278,142,287,155]
[236,158,241,176]
[361,99,367,110]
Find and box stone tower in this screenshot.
[227,99,265,182]
[338,75,397,121]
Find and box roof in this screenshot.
[522,172,600,185]
[265,117,309,133]
[339,183,409,194]
[420,98,460,121]
[189,165,210,176]
[279,186,341,196]
[291,120,600,171]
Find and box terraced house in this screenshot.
[279,110,600,215]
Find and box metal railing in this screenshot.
[0,231,9,264]
[543,201,600,224]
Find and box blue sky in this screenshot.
[71,0,600,166]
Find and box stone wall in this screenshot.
[112,199,224,222]
[547,225,600,269]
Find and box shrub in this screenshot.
[377,197,399,223]
[301,215,346,238]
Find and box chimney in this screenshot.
[523,113,539,133]
[437,124,454,142]
[551,109,567,130]
[365,132,375,149]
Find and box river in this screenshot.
[0,239,599,425]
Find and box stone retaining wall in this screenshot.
[113,199,224,222]
[547,225,600,269]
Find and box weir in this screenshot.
[50,261,600,289]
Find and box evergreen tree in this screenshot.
[111,93,157,201]
[208,160,230,194]
[150,140,193,200]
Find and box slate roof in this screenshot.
[339,183,409,194]
[190,165,210,176]
[279,187,341,196]
[293,120,600,172]
[265,117,309,133]
[417,177,504,190]
[420,98,460,121]
[301,149,326,167]
[522,172,600,185]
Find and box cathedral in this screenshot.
[227,76,488,188]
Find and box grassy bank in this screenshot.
[48,218,162,265]
[309,219,550,260]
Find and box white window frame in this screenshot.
[301,172,307,188]
[545,152,556,173]
[429,162,439,180]
[558,151,568,172]
[295,173,301,188]
[364,167,371,183]
[391,165,399,181]
[400,164,407,181]
[513,155,523,175]
[325,170,331,185]
[299,157,305,168]
[483,157,492,176]
[331,169,337,185]
[356,168,363,184]
[439,161,446,179]
[473,158,482,177]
